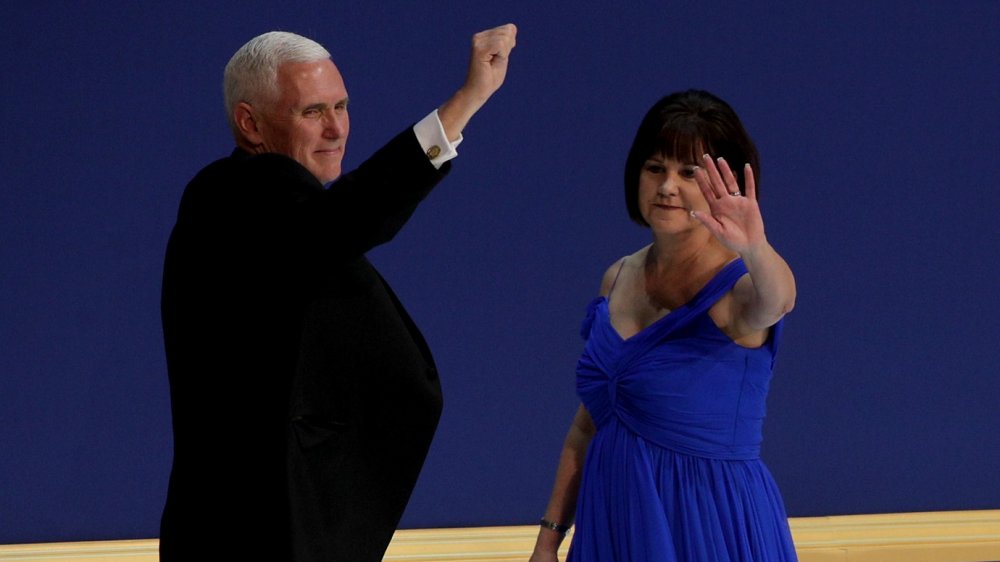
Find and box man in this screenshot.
[160,24,516,561]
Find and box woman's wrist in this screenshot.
[540,517,570,536]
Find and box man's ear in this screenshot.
[234,102,264,146]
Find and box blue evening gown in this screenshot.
[568,259,797,562]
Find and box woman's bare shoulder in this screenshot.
[598,246,648,297]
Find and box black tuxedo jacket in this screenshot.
[160,129,448,561]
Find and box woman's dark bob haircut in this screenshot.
[624,90,760,226]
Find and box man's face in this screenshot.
[255,58,350,183]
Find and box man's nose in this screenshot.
[322,113,346,137]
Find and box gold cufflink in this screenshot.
[426,145,441,159]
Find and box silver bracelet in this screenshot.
[540,517,570,536]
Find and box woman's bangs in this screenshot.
[655,123,707,165]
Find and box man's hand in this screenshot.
[439,23,517,141]
[464,23,517,104]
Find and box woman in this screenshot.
[529,90,798,562]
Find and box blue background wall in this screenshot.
[2,0,998,544]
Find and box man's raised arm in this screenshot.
[437,23,518,142]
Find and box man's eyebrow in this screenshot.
[303,98,349,111]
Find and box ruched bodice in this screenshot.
[567,259,797,562]
[576,259,780,460]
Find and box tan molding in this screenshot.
[383,525,573,561]
[788,510,1000,562]
[1,510,998,561]
[0,539,157,561]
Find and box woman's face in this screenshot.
[637,153,710,232]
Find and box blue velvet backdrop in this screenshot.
[2,0,998,544]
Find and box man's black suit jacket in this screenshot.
[160,129,448,561]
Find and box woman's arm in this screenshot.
[691,156,796,330]
[734,240,796,330]
[529,404,596,562]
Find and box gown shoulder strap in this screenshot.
[605,257,628,304]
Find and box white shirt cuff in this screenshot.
[413,109,462,169]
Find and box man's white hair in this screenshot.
[223,31,331,137]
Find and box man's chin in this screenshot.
[315,166,342,185]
